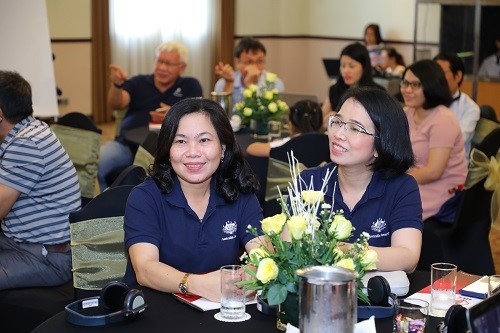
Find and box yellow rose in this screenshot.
[234,102,244,111]
[243,89,253,98]
[261,213,287,235]
[256,258,279,283]
[336,258,355,271]
[248,247,269,265]
[243,107,253,117]
[266,72,277,83]
[264,90,274,100]
[328,214,352,240]
[360,249,378,271]
[287,215,307,240]
[268,102,278,113]
[332,247,344,259]
[272,88,279,95]
[301,190,324,205]
[249,84,258,92]
[278,100,289,111]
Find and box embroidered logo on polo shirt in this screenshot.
[222,221,237,241]
[173,87,183,97]
[371,218,386,233]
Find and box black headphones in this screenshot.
[65,281,148,326]
[437,304,469,333]
[358,275,397,319]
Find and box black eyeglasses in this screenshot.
[328,116,376,137]
[400,80,422,89]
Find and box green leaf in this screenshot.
[267,284,288,306]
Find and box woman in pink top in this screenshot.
[401,60,467,221]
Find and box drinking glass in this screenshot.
[220,265,246,319]
[488,275,500,297]
[430,263,457,317]
[393,298,429,333]
[267,120,281,142]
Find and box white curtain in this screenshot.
[109,0,216,97]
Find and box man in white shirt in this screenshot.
[213,37,285,109]
[434,52,480,159]
[478,36,500,78]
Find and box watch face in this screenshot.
[179,283,188,294]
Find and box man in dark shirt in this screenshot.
[98,41,203,191]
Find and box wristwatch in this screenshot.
[178,273,190,295]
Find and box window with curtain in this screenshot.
[109,0,216,97]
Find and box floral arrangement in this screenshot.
[234,72,289,126]
[240,155,378,306]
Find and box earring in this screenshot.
[0,116,3,123]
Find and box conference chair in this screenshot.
[264,133,331,217]
[51,112,102,206]
[417,128,500,275]
[69,185,135,300]
[133,130,158,172]
[108,164,147,188]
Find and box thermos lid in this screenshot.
[296,266,356,285]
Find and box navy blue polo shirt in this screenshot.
[123,178,262,285]
[300,163,422,247]
[118,74,203,141]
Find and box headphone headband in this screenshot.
[65,282,147,326]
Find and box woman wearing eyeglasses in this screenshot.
[401,60,467,222]
[321,43,384,130]
[300,87,423,273]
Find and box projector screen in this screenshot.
[0,0,59,118]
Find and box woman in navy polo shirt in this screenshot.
[301,87,423,273]
[123,98,270,301]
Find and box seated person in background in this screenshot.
[98,40,203,191]
[123,98,271,302]
[246,100,323,157]
[401,60,468,221]
[478,33,500,78]
[0,71,81,290]
[214,37,285,108]
[300,87,422,273]
[321,42,385,128]
[363,23,385,68]
[434,51,480,159]
[376,47,406,77]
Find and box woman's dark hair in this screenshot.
[384,47,406,66]
[150,98,259,202]
[0,70,33,124]
[337,87,414,179]
[402,60,452,109]
[329,43,383,111]
[364,24,383,45]
[289,100,322,133]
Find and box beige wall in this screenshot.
[47,0,92,117]
[235,0,441,102]
[45,0,442,117]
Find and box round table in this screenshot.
[32,271,442,333]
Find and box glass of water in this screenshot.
[430,263,457,317]
[267,120,281,142]
[220,265,246,319]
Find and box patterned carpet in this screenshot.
[96,120,500,274]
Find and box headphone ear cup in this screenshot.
[122,289,146,319]
[100,281,130,311]
[444,304,467,333]
[367,276,391,306]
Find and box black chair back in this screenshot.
[109,165,147,188]
[269,133,330,168]
[56,112,102,134]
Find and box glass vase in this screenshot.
[276,293,299,331]
[250,118,269,139]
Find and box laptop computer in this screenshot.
[322,58,341,78]
[466,289,500,333]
